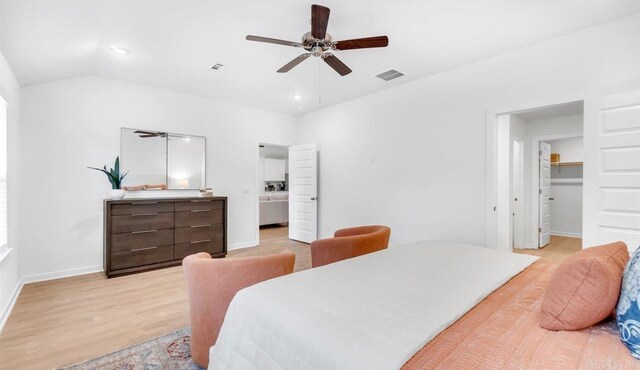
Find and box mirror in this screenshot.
[121,128,206,190]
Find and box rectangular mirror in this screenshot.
[121,128,206,190]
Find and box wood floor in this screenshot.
[513,235,582,262]
[0,231,581,370]
[0,226,309,370]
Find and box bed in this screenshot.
[209,241,633,370]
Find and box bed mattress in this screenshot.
[209,241,538,370]
[402,259,633,369]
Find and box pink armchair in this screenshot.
[310,225,391,268]
[182,251,296,367]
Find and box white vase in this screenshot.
[110,189,125,199]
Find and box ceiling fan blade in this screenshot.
[322,53,352,76]
[246,35,302,48]
[139,134,157,138]
[333,36,389,50]
[277,53,312,73]
[311,4,330,40]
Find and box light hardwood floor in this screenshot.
[513,235,582,262]
[0,231,580,369]
[0,226,308,370]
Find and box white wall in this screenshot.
[299,14,640,248]
[18,76,298,281]
[0,46,22,328]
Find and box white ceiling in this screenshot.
[260,144,288,160]
[2,0,640,115]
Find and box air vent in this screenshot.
[211,63,224,70]
[375,69,404,81]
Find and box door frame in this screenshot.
[255,142,293,245]
[485,98,585,252]
[529,132,582,249]
[511,137,524,249]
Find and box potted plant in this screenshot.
[89,157,128,199]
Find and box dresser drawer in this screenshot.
[111,202,174,216]
[174,240,224,260]
[110,229,174,253]
[175,224,223,244]
[110,245,174,270]
[111,212,175,234]
[175,209,223,228]
[175,199,224,212]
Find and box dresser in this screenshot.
[104,196,227,278]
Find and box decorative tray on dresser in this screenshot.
[103,196,227,278]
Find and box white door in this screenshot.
[288,143,318,243]
[512,139,524,249]
[539,142,551,247]
[589,90,640,252]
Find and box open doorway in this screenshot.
[495,101,584,261]
[258,144,289,244]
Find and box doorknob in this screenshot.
[549,197,555,201]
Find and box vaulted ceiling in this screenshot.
[2,0,640,115]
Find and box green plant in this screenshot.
[88,157,128,189]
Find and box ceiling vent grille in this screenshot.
[375,69,404,81]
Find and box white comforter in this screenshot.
[209,241,538,370]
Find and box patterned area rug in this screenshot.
[58,327,204,370]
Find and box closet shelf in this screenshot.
[551,161,583,167]
[551,178,583,184]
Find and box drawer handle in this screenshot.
[190,209,211,213]
[135,202,158,205]
[131,246,158,252]
[131,229,158,234]
[190,239,212,244]
[191,200,211,203]
[190,224,211,229]
[132,212,158,216]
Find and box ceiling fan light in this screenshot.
[110,46,129,55]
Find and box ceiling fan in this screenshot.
[134,130,167,138]
[246,4,389,76]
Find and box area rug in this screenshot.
[58,327,204,370]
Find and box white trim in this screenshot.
[551,231,583,238]
[228,241,258,251]
[21,265,103,284]
[0,279,22,333]
[529,132,583,249]
[0,245,13,264]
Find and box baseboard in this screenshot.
[228,241,258,251]
[551,231,582,238]
[21,265,103,285]
[0,280,23,333]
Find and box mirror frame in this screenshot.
[120,127,207,191]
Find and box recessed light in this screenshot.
[110,46,129,55]
[297,106,304,110]
[292,94,303,101]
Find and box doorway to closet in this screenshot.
[495,101,584,257]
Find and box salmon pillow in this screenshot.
[540,241,629,331]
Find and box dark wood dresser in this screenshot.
[104,196,227,278]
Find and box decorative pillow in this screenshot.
[540,241,629,331]
[617,246,640,358]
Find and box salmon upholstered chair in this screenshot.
[182,251,296,367]
[310,225,391,268]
